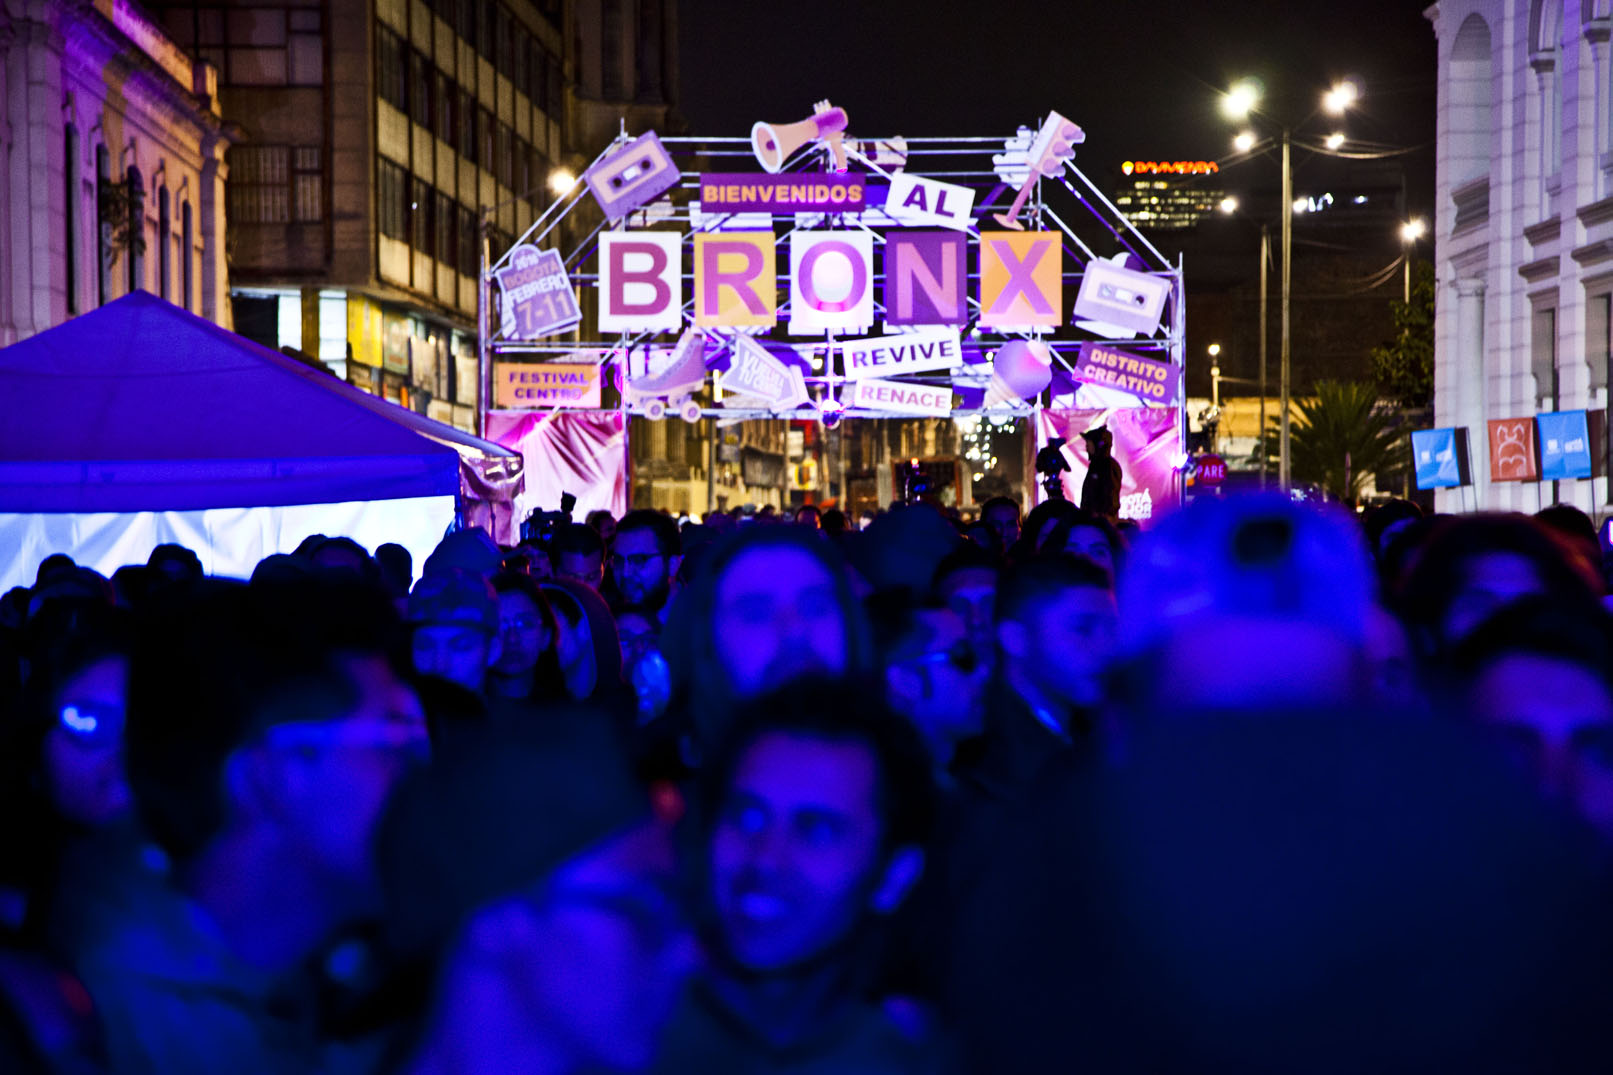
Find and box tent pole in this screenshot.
[477,207,491,440]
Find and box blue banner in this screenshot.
[1536,410,1594,480]
[1411,427,1465,489]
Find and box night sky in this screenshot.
[677,0,1437,220]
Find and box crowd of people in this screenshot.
[4,488,1613,1072]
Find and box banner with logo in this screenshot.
[1036,407,1182,523]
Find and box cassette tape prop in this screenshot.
[584,131,681,222]
[623,327,709,422]
[1072,255,1170,338]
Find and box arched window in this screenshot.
[1450,14,1494,188]
[95,145,111,304]
[1530,0,1564,200]
[182,200,193,312]
[65,125,78,314]
[158,186,170,301]
[125,165,144,293]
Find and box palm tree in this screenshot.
[1264,381,1403,505]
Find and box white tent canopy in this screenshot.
[0,293,501,590]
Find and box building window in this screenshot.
[435,190,454,264]
[379,158,407,240]
[292,147,322,221]
[126,166,145,293]
[456,0,476,46]
[409,49,433,129]
[229,146,322,223]
[513,24,529,94]
[601,0,624,98]
[65,126,78,314]
[158,188,171,301]
[528,40,546,111]
[96,145,111,305]
[435,69,456,145]
[477,0,495,60]
[182,201,194,311]
[480,107,496,172]
[407,174,429,250]
[496,7,514,77]
[497,123,513,188]
[1532,305,1558,409]
[378,26,407,112]
[459,89,478,159]
[459,203,479,276]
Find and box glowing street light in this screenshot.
[1207,342,1221,357]
[1233,130,1257,153]
[1323,80,1359,115]
[1219,195,1240,214]
[1221,77,1366,489]
[548,169,577,196]
[1401,217,1426,302]
[1223,80,1262,119]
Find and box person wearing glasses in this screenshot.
[607,511,681,623]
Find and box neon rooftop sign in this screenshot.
[1122,161,1220,175]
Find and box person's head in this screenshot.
[820,509,847,535]
[1019,498,1080,555]
[1116,494,1379,714]
[664,527,871,746]
[538,578,623,702]
[980,496,1022,551]
[933,544,1002,663]
[795,505,822,530]
[962,521,1004,557]
[996,556,1118,717]
[585,509,618,545]
[409,570,503,694]
[1444,597,1613,836]
[309,536,374,578]
[374,542,414,598]
[423,527,503,581]
[867,590,986,759]
[1535,504,1602,581]
[551,523,606,590]
[22,610,136,828]
[1396,514,1603,660]
[610,511,679,611]
[1040,508,1124,585]
[696,681,935,974]
[33,554,77,591]
[1363,498,1424,560]
[146,543,203,583]
[489,571,560,685]
[379,717,693,1071]
[127,578,426,912]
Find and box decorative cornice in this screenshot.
[1525,215,1563,246]
[1579,194,1613,227]
[1572,239,1613,266]
[1520,255,1561,283]
[1452,176,1490,234]
[1454,277,1486,297]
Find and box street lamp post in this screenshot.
[1400,217,1426,303]
[1280,127,1292,490]
[1224,79,1359,492]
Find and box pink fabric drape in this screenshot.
[1035,407,1183,525]
[486,411,628,523]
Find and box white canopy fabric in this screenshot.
[0,293,489,586]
